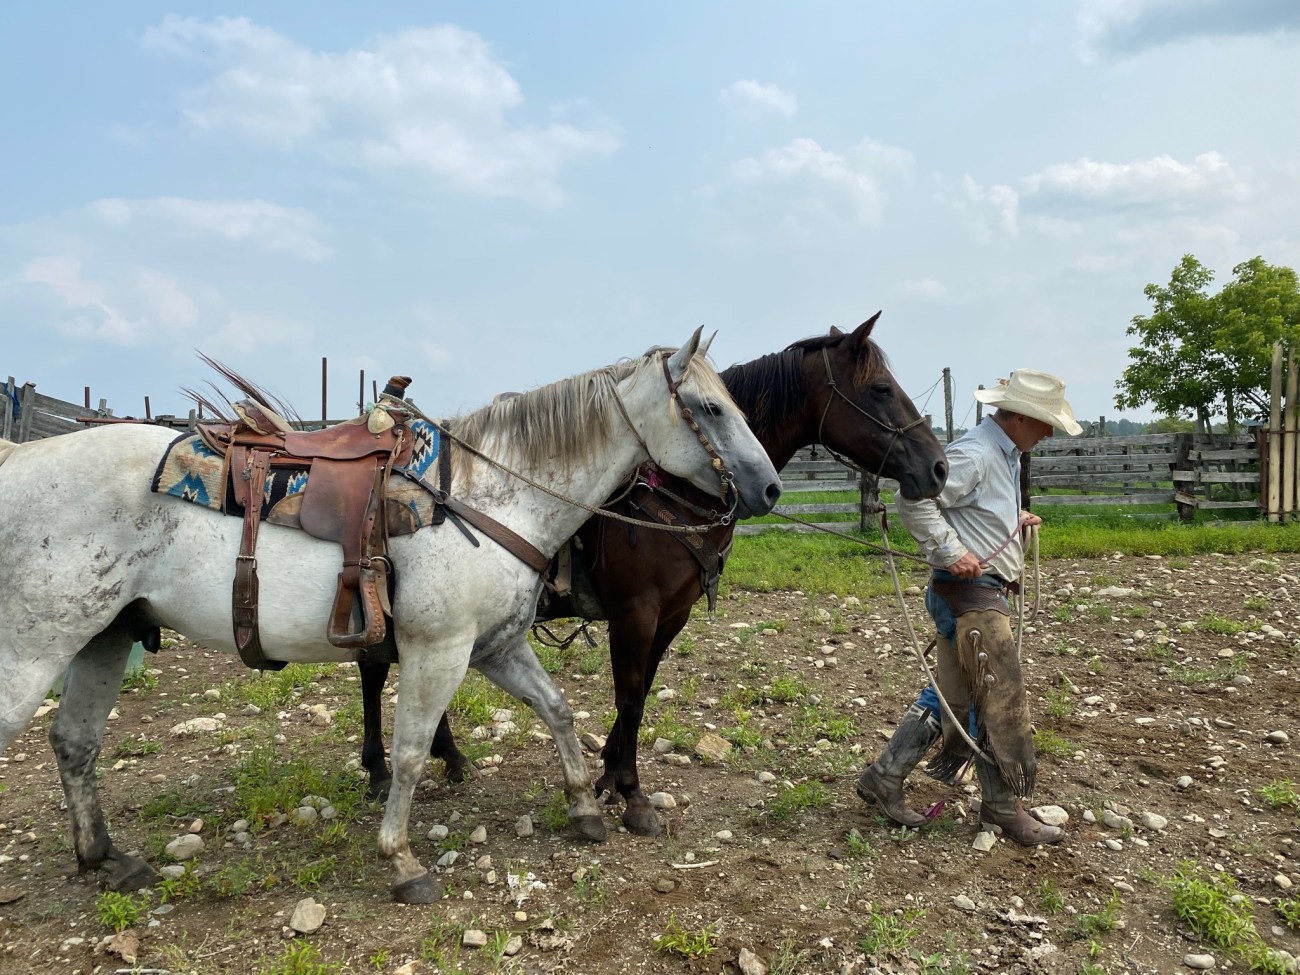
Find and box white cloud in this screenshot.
[900,278,948,300]
[18,256,152,345]
[724,137,913,228]
[212,313,310,354]
[1078,0,1300,60]
[720,80,798,118]
[91,197,331,261]
[142,16,620,206]
[939,176,1020,244]
[1023,151,1249,210]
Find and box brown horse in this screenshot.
[359,313,948,834]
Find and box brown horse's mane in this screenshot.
[722,329,889,442]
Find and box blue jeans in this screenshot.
[912,571,1009,737]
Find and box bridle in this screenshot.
[608,352,739,527]
[815,345,929,480]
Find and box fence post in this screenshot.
[858,472,879,532]
[1285,350,1299,523]
[1019,451,1031,511]
[1173,433,1196,521]
[943,367,954,443]
[1,376,14,441]
[975,384,984,426]
[1268,342,1284,522]
[17,383,37,443]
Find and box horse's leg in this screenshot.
[430,713,470,783]
[602,604,692,837]
[49,624,157,891]
[358,659,394,799]
[377,647,467,904]
[474,638,606,842]
[360,660,469,800]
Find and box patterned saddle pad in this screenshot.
[151,418,443,531]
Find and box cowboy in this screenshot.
[856,368,1081,846]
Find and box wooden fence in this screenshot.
[4,373,1281,528]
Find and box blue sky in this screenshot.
[3,1,1299,427]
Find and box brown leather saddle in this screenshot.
[197,394,414,670]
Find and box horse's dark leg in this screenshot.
[50,625,157,892]
[430,713,470,783]
[359,658,394,799]
[602,604,693,837]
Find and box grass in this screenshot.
[1037,879,1064,914]
[763,781,833,822]
[96,890,149,932]
[1196,613,1246,635]
[1045,688,1073,719]
[725,520,1300,594]
[1170,657,1247,685]
[844,828,876,859]
[537,790,570,832]
[1168,863,1291,973]
[259,941,345,975]
[1033,729,1076,760]
[1257,781,1298,811]
[857,908,922,956]
[232,743,368,825]
[653,915,717,959]
[1277,898,1300,931]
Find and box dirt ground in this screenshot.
[1,551,1297,975]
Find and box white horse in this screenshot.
[0,329,781,903]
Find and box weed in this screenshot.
[765,780,832,822]
[1168,862,1290,973]
[368,948,389,971]
[1033,729,1076,760]
[294,856,337,890]
[1045,688,1073,719]
[112,735,162,759]
[211,861,261,898]
[1244,596,1271,612]
[911,933,971,975]
[158,864,202,903]
[1051,606,1073,623]
[768,672,807,703]
[138,788,213,827]
[573,864,607,905]
[259,941,344,975]
[653,915,717,959]
[844,828,876,859]
[1277,898,1300,931]
[769,937,810,975]
[122,668,159,693]
[858,908,921,955]
[1070,891,1122,942]
[1196,613,1245,635]
[537,791,570,832]
[1037,879,1065,914]
[674,634,697,657]
[1258,781,1299,811]
[232,743,367,825]
[1122,605,1151,619]
[419,920,465,971]
[96,890,149,932]
[1086,655,1107,675]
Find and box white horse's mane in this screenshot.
[0,439,16,467]
[447,347,736,489]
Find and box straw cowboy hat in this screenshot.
[974,368,1082,436]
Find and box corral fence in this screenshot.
[6,373,1295,530]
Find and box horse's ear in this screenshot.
[850,311,882,350]
[828,325,845,336]
[665,325,704,381]
[698,329,718,359]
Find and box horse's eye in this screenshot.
[702,401,723,416]
[871,382,893,396]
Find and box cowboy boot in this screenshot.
[975,756,1063,846]
[855,703,942,827]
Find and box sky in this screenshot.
[3,1,1299,429]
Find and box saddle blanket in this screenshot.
[150,418,443,529]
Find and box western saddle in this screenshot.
[197,379,416,670]
[196,376,550,671]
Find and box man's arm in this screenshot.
[896,442,983,574]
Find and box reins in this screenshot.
[383,354,740,537]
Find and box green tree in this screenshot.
[1115,255,1300,430]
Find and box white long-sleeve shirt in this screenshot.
[896,418,1024,582]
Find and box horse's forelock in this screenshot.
[784,329,889,389]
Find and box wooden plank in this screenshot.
[1030,492,1174,506]
[1031,454,1176,471]
[775,503,858,515]
[1190,449,1258,462]
[780,479,898,494]
[1034,477,1172,490]
[1171,471,1261,484]
[1194,499,1260,510]
[736,520,865,536]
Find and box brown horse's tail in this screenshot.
[0,438,17,467]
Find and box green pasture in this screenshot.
[727,511,1300,596]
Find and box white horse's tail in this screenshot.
[0,438,17,467]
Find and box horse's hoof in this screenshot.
[444,762,470,784]
[392,872,438,904]
[102,855,158,892]
[570,815,607,843]
[622,806,664,838]
[367,778,392,802]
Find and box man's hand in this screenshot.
[944,552,983,579]
[1019,510,1042,530]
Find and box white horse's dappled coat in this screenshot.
[0,330,781,902]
